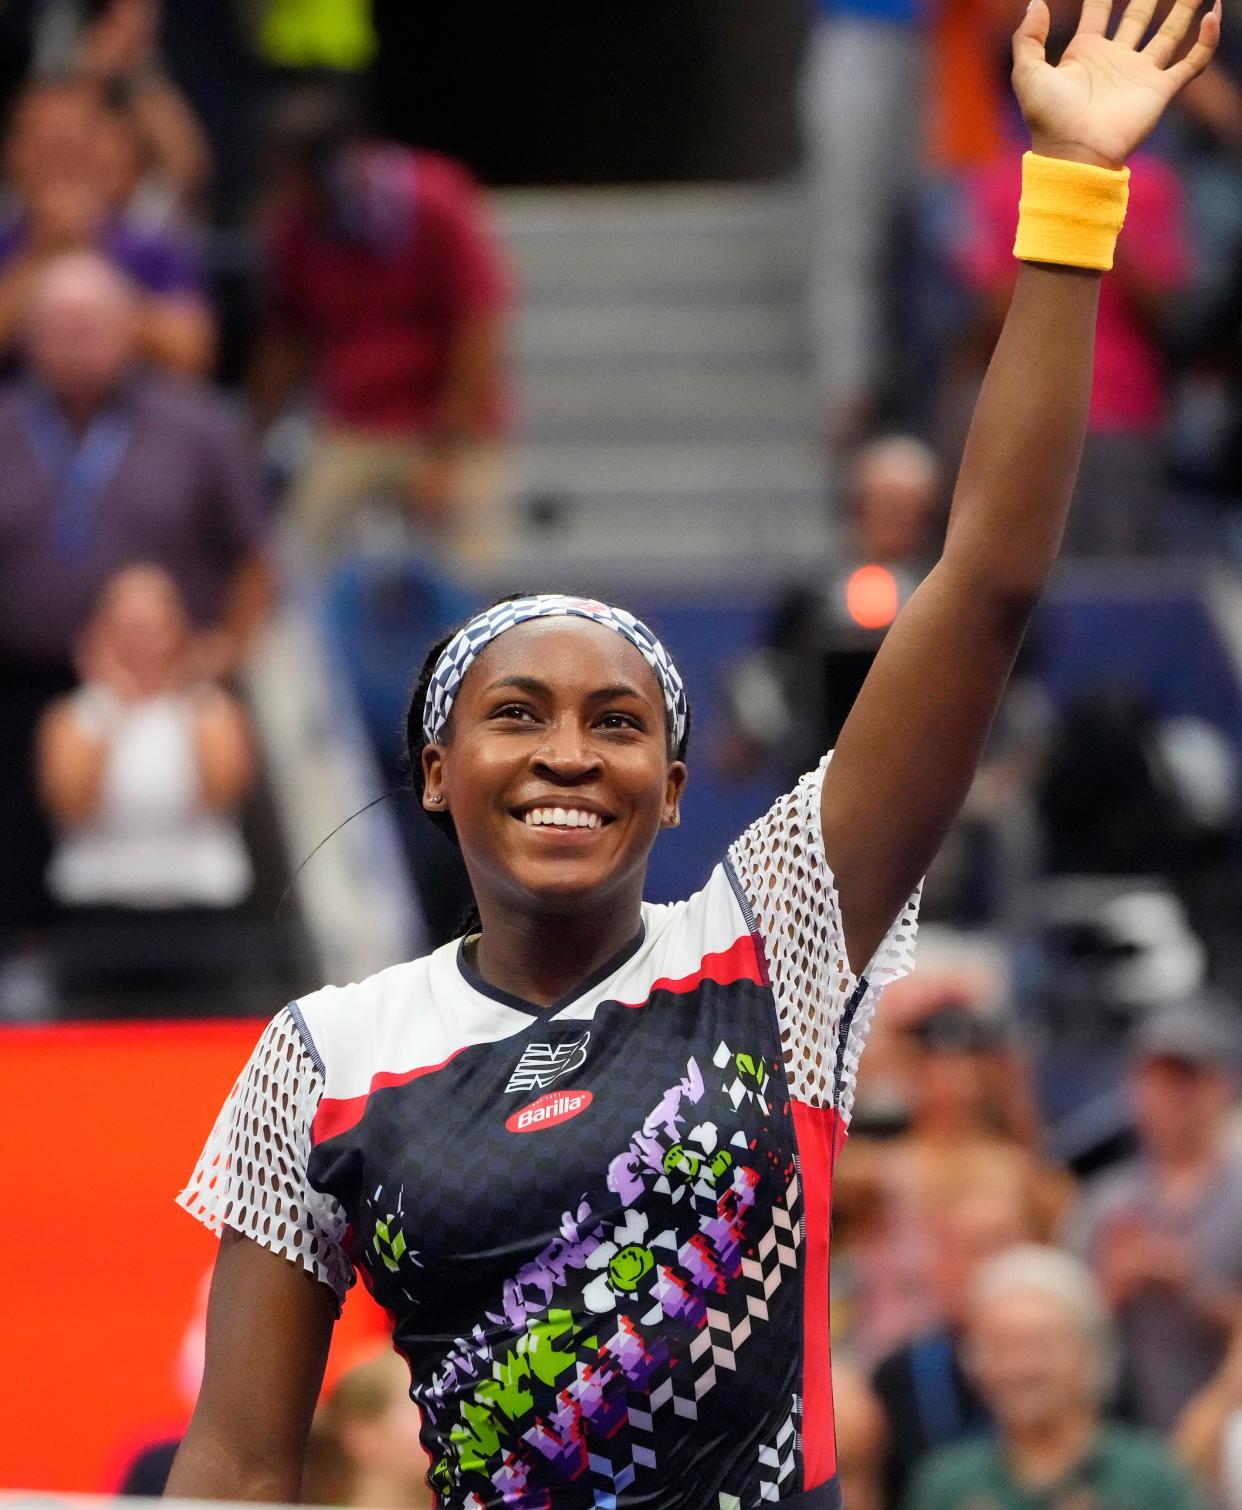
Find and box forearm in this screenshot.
[943,260,1101,606]
[164,1424,302,1501]
[220,553,275,670]
[433,315,504,439]
[250,328,309,433]
[38,713,109,825]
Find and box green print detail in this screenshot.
[608,1243,655,1293]
[373,1217,407,1272]
[457,1308,595,1466]
[734,1051,769,1094]
[708,1149,734,1184]
[662,1143,701,1180]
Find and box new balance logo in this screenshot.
[505,1030,591,1093]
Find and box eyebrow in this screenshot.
[482,675,654,706]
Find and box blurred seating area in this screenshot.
[8,1,1242,1505]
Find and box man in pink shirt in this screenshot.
[252,99,511,567]
[957,147,1191,554]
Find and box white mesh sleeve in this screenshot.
[176,1008,355,1306]
[727,753,919,1119]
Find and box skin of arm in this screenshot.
[123,74,213,210]
[249,324,310,433]
[36,699,109,826]
[194,688,255,810]
[164,1227,337,1500]
[433,312,506,441]
[821,0,1220,976]
[205,550,276,679]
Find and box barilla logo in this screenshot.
[505,1089,593,1134]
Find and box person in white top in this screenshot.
[37,562,253,909]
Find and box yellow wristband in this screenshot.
[1013,151,1131,272]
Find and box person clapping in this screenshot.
[38,562,253,912]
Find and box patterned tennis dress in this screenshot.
[180,758,919,1510]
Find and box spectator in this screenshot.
[840,991,1072,1362]
[872,1182,1032,1505]
[832,1359,887,1510]
[1067,1000,1242,1434]
[251,92,511,566]
[723,434,941,778]
[0,250,270,949]
[38,564,253,911]
[905,1245,1206,1510]
[0,73,213,374]
[305,1348,434,1509]
[1176,1322,1242,1506]
[953,145,1192,555]
[76,0,214,221]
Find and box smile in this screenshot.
[522,807,604,830]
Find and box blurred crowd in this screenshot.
[4,2,1242,1507]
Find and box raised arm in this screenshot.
[164,1230,336,1499]
[820,0,1220,975]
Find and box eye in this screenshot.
[491,702,538,722]
[597,711,644,732]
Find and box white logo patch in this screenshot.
[505,1030,592,1094]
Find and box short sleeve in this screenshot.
[176,1008,355,1307]
[727,753,920,1121]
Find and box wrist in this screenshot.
[1014,151,1131,272]
[1029,138,1127,171]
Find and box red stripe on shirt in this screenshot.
[792,1099,846,1489]
[618,934,765,1005]
[313,1047,469,1144]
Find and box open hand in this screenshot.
[1014,0,1222,167]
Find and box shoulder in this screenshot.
[907,1437,998,1501]
[1072,1159,1146,1228]
[413,150,484,205]
[290,949,445,1087]
[1094,1425,1202,1500]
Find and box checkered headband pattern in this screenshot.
[423,595,688,748]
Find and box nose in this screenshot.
[531,715,602,782]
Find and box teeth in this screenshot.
[523,808,602,828]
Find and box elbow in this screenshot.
[934,556,1046,643]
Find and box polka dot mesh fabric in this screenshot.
[728,754,920,1121]
[176,1008,354,1305]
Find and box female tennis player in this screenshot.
[169,5,1219,1505]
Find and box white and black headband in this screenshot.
[423,594,688,749]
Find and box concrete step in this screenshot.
[514,302,808,366]
[511,439,824,497]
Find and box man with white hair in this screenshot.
[0,249,270,954]
[905,1245,1204,1509]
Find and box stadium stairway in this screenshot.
[491,183,834,590]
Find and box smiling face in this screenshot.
[421,618,687,920]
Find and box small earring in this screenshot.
[429,795,444,805]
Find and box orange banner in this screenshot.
[0,1019,385,1493]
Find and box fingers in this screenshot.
[1162,0,1222,85]
[1076,0,1116,35]
[1114,0,1160,45]
[1013,0,1050,67]
[1143,0,1211,63]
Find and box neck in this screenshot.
[1005,1408,1096,1489]
[473,893,643,1008]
